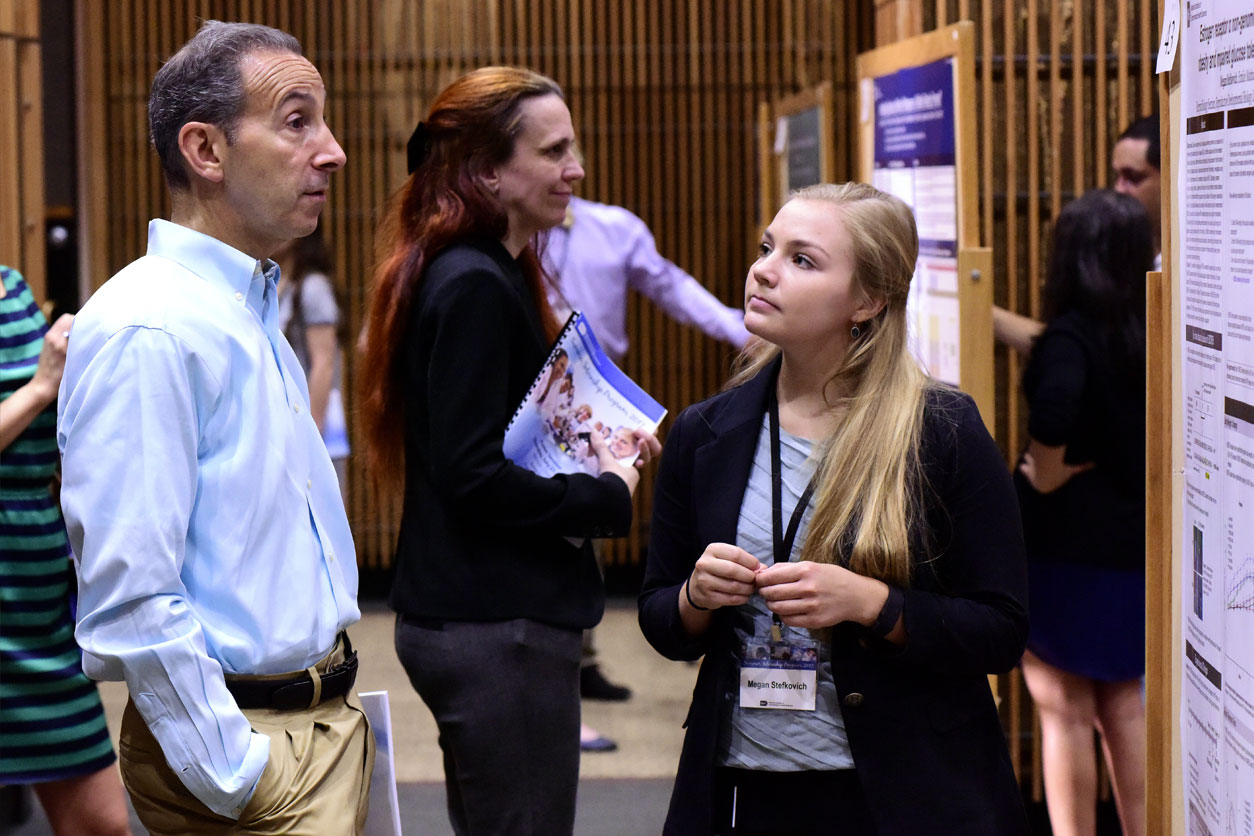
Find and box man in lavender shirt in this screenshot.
[543,195,749,750]
[545,196,750,365]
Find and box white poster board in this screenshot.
[1176,2,1254,832]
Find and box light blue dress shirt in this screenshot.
[57,219,360,819]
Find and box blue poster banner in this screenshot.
[873,58,955,168]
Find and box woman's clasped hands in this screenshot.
[685,543,888,630]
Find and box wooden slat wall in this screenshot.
[925,0,1159,459]
[403,0,867,569]
[77,0,868,571]
[923,0,1159,800]
[0,0,45,301]
[73,0,1159,803]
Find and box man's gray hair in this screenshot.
[149,20,302,190]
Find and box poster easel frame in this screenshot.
[756,81,836,228]
[854,22,993,431]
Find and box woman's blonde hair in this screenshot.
[729,182,930,585]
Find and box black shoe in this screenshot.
[580,665,632,701]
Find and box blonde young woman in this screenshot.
[639,183,1030,835]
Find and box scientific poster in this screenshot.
[1178,2,1254,832]
[870,57,960,385]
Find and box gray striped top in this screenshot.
[717,415,855,771]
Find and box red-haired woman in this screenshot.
[358,67,660,835]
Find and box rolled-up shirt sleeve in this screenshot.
[58,326,269,819]
[624,220,751,349]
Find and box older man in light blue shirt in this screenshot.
[57,21,370,834]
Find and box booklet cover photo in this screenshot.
[503,312,667,477]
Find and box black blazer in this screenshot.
[638,361,1031,835]
[389,237,632,631]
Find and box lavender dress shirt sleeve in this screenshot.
[548,198,749,361]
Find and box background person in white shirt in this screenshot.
[274,223,351,498]
[57,21,372,835]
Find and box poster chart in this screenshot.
[784,105,823,193]
[1178,2,1254,833]
[869,57,961,385]
[761,82,835,226]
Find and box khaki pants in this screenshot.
[118,645,374,835]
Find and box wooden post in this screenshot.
[1145,33,1180,831]
[0,0,45,301]
[874,0,923,46]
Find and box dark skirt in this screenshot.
[1025,556,1145,682]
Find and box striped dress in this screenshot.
[0,265,115,783]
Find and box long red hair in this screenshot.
[359,66,564,491]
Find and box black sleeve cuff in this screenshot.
[869,585,905,638]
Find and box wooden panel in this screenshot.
[73,1,104,298]
[958,247,994,432]
[76,2,867,571]
[17,35,45,301]
[0,4,44,301]
[70,0,1163,807]
[1146,267,1173,836]
[1147,64,1176,836]
[1025,0,1039,327]
[0,0,38,38]
[0,40,20,272]
[921,0,1160,800]
[75,0,1159,603]
[938,0,1159,461]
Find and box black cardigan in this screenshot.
[389,237,632,630]
[638,361,1031,835]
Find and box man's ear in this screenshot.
[177,121,228,184]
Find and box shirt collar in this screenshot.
[147,219,277,300]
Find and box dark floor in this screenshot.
[4,779,674,836]
[2,784,1125,836]
[0,596,1126,836]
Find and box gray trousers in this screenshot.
[394,616,582,836]
[581,540,606,668]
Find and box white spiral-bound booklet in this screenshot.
[358,691,402,836]
[503,311,666,477]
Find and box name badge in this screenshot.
[738,637,818,711]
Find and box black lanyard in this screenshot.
[768,386,819,641]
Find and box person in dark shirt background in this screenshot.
[1015,189,1152,836]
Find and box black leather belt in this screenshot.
[225,636,358,711]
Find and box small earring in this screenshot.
[850,323,862,339]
